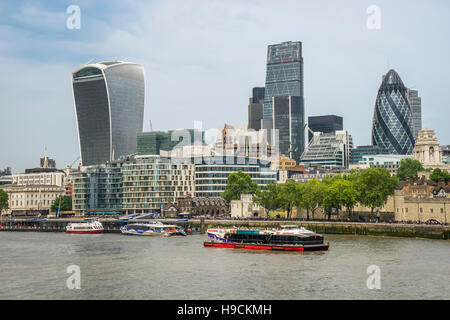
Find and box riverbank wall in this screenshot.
[186,219,450,241]
[0,218,449,240]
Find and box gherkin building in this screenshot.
[371,69,414,155]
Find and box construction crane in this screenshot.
[149,120,153,132]
[66,156,80,170]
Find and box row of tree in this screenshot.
[222,168,399,219]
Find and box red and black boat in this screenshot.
[204,225,329,252]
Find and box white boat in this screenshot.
[66,221,104,234]
[120,222,186,236]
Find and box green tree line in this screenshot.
[222,168,399,220]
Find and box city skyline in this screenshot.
[1,1,450,173]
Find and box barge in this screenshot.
[204,225,329,252]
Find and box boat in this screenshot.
[204,225,329,252]
[120,222,187,236]
[66,221,104,234]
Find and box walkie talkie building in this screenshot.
[371,69,414,155]
[72,61,145,166]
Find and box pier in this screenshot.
[0,217,449,240]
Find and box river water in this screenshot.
[0,232,449,299]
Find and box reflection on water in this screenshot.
[0,232,448,299]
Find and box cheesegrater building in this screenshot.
[72,61,145,166]
[371,69,415,155]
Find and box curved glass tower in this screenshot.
[371,69,414,155]
[72,61,145,166]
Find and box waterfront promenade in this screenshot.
[0,217,449,240]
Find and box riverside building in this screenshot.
[72,61,145,166]
[121,155,195,215]
[194,156,277,198]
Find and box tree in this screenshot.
[429,168,450,183]
[278,180,303,219]
[322,179,359,221]
[51,196,72,212]
[397,158,424,181]
[0,189,9,215]
[221,171,258,203]
[355,168,398,214]
[300,178,325,220]
[252,183,282,215]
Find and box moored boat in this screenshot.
[120,222,187,236]
[204,225,329,252]
[66,221,104,234]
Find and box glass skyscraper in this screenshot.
[72,61,145,166]
[272,96,304,162]
[263,41,304,121]
[371,69,414,155]
[407,89,422,140]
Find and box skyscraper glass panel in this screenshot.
[371,69,414,155]
[263,41,303,120]
[72,61,145,166]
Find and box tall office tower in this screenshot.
[308,115,343,142]
[371,69,414,155]
[272,96,305,162]
[248,87,264,131]
[263,41,304,123]
[407,89,422,140]
[72,61,145,166]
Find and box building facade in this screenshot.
[230,194,265,218]
[72,61,145,166]
[371,69,415,155]
[194,157,277,197]
[300,130,350,169]
[350,145,389,164]
[308,115,343,142]
[272,96,305,162]
[413,129,449,170]
[248,87,265,131]
[263,41,304,122]
[122,156,195,214]
[407,88,422,140]
[137,129,204,156]
[72,161,125,214]
[1,184,65,216]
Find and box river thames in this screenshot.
[0,232,449,299]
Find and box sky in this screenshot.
[0,0,449,173]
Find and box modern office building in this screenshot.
[350,145,389,164]
[72,160,125,214]
[272,96,305,162]
[359,154,412,175]
[371,69,415,155]
[308,115,343,142]
[299,130,350,169]
[263,41,304,123]
[248,87,265,131]
[72,61,145,166]
[194,157,277,198]
[407,89,422,140]
[137,129,204,156]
